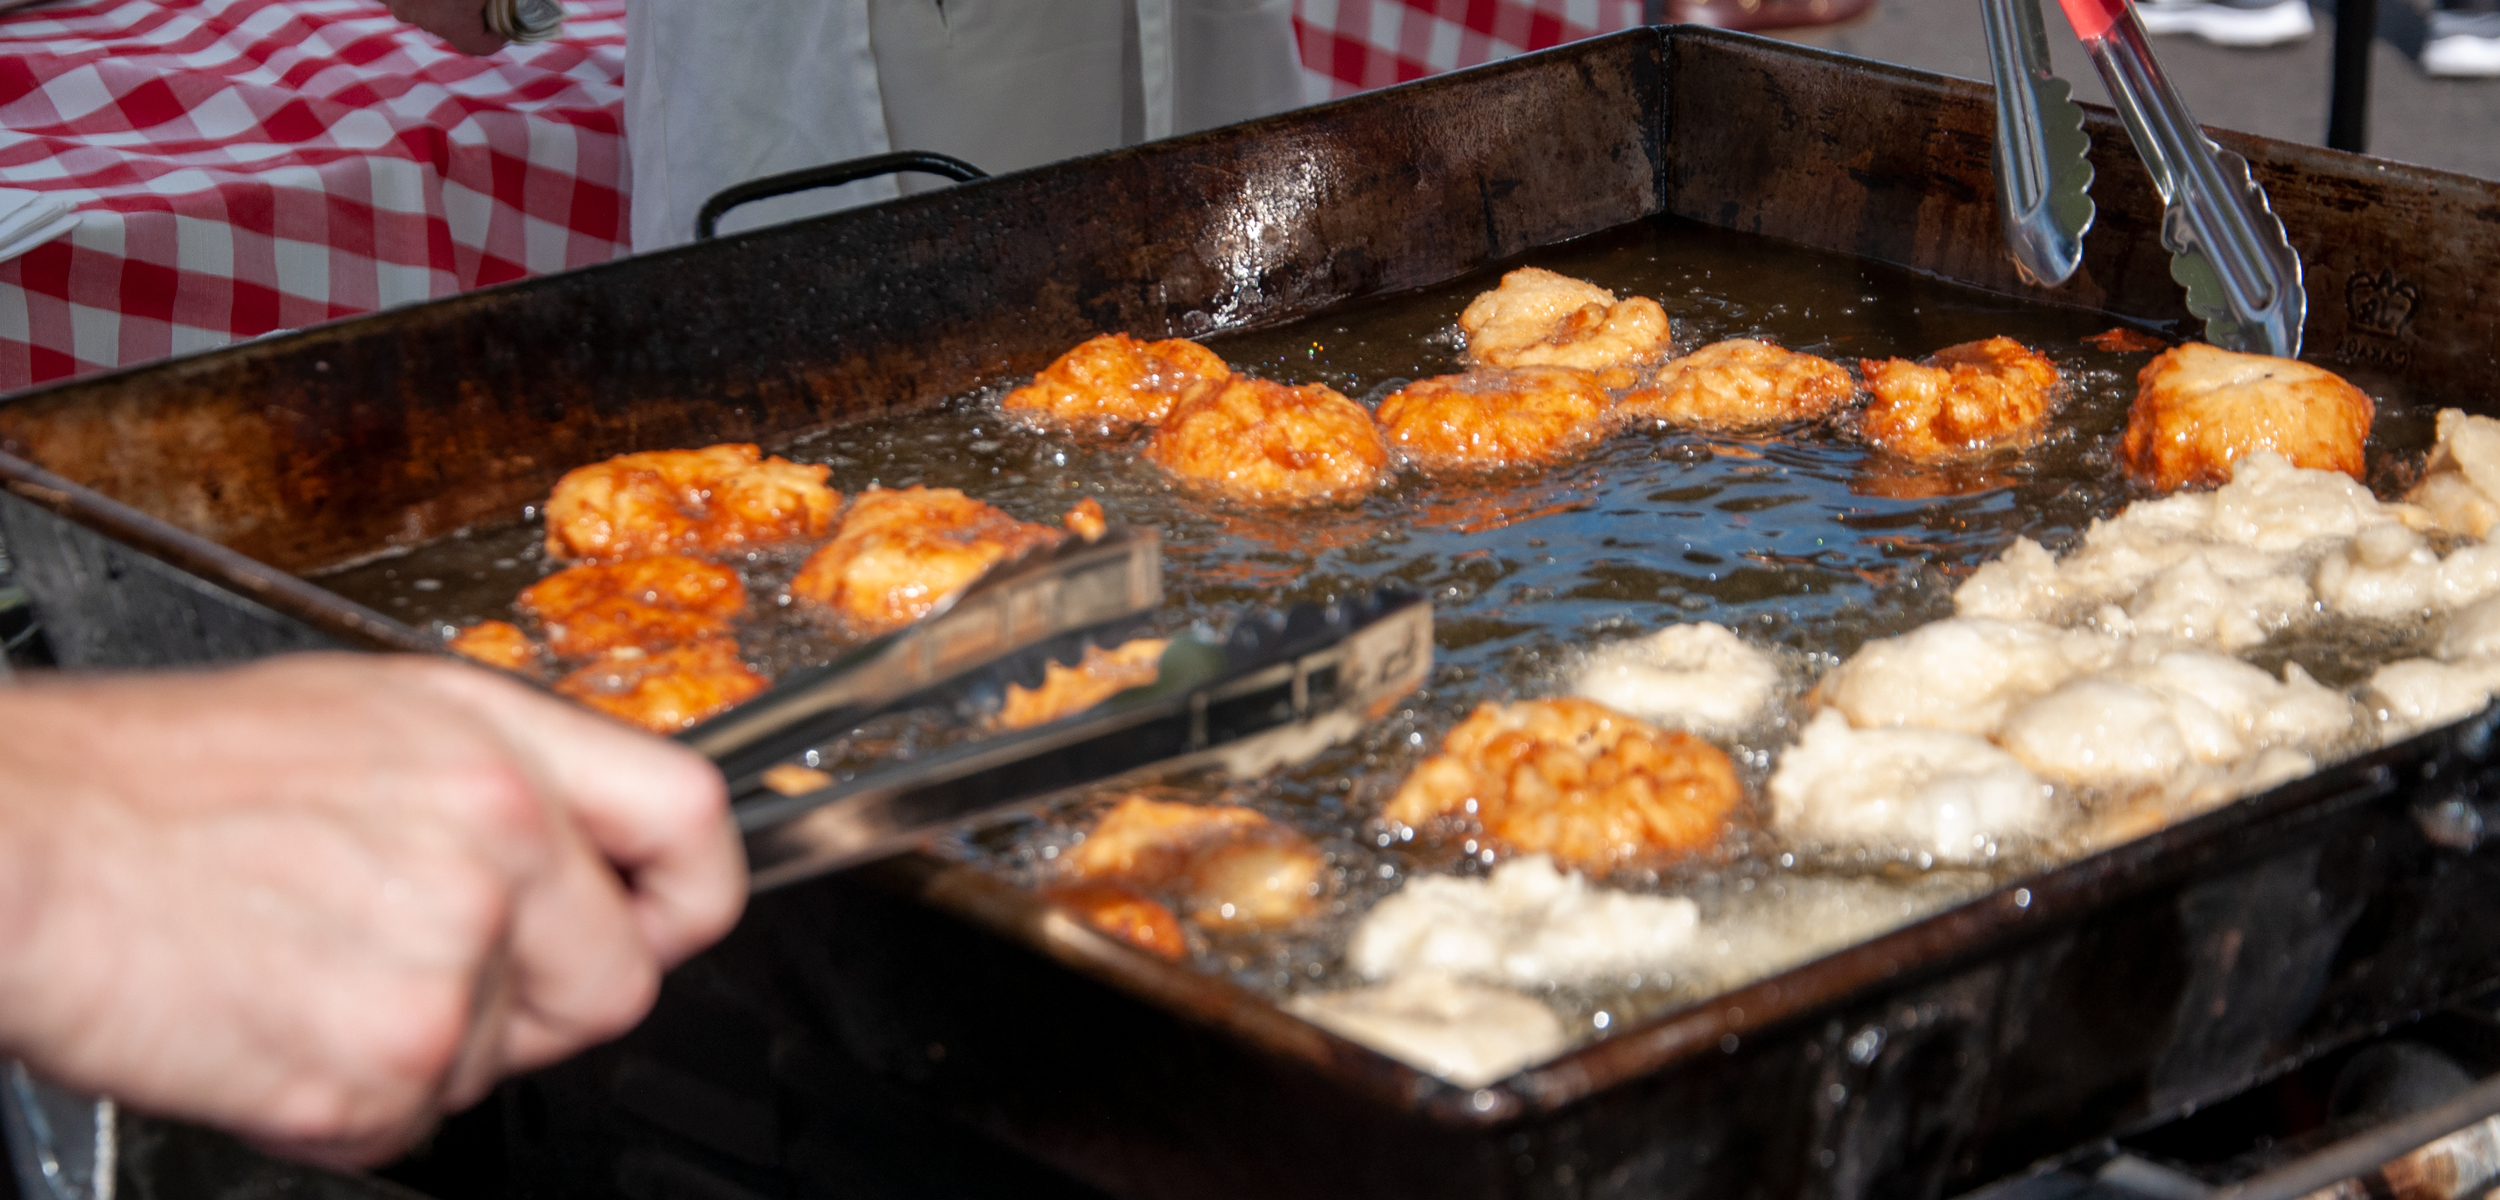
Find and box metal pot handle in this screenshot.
[693,151,989,242]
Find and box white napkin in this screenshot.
[0,189,78,265]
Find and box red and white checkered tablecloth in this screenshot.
[0,0,628,390]
[1294,0,1648,100]
[0,0,1632,392]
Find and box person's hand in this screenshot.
[384,0,507,56]
[0,653,741,1168]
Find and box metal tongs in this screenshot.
[680,527,1434,891]
[1983,0,2306,357]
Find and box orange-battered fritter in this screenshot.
[1458,267,1674,376]
[1063,496,1109,542]
[1374,367,1615,474]
[543,443,838,561]
[1143,376,1388,507]
[517,555,745,660]
[1064,795,1324,929]
[1384,697,1740,873]
[2084,327,2168,353]
[1618,338,1854,430]
[556,639,767,733]
[786,486,1063,636]
[1039,881,1189,959]
[2120,343,2374,491]
[1857,336,2060,461]
[1001,333,1231,434]
[998,638,1168,729]
[447,620,541,673]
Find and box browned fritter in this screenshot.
[998,638,1169,730]
[1618,338,1854,430]
[1374,366,1616,474]
[786,486,1063,636]
[2120,343,2374,491]
[543,443,839,561]
[1458,267,1675,375]
[2084,327,2168,353]
[1857,336,2061,462]
[1383,697,1741,873]
[447,619,542,673]
[1038,881,1189,959]
[1144,376,1389,507]
[1000,333,1232,434]
[517,555,746,659]
[1062,496,1109,542]
[556,639,767,733]
[1063,795,1324,930]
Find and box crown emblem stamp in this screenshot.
[2346,269,2420,338]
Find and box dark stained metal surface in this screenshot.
[8,26,2500,1200]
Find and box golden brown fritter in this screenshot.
[1373,367,1616,474]
[517,555,746,659]
[543,443,839,561]
[1062,496,1109,542]
[1062,795,1324,930]
[1618,338,1854,430]
[1000,333,1232,434]
[1384,697,1741,873]
[1458,267,1674,375]
[1857,336,2061,462]
[998,638,1169,730]
[2084,328,2168,353]
[786,487,1063,636]
[446,620,541,673]
[1038,881,1189,959]
[556,639,767,733]
[1144,376,1389,507]
[2120,343,2374,491]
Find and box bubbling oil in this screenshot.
[317,213,2445,1057]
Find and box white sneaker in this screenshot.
[2424,12,2500,77]
[2134,0,2317,47]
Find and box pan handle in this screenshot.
[693,150,990,242]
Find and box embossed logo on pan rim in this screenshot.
[2345,268,2420,338]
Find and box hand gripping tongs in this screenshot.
[1982,0,2306,357]
[678,526,1435,891]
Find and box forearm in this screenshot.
[0,683,83,1064]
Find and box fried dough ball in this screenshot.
[1458,267,1674,375]
[543,443,838,561]
[517,555,746,659]
[1063,496,1109,541]
[998,638,1169,729]
[556,639,767,733]
[1858,336,2060,461]
[447,620,541,673]
[1618,338,1854,430]
[787,487,1064,636]
[1374,367,1615,474]
[1384,697,1740,873]
[1063,795,1324,930]
[1001,333,1231,434]
[1144,376,1388,507]
[1039,881,1189,959]
[2120,343,2374,492]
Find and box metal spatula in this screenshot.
[2054,0,2307,356]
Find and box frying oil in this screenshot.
[316,213,2444,1051]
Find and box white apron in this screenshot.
[624,0,1301,251]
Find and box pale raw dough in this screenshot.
[2368,658,2500,739]
[1346,855,1701,988]
[1815,618,2115,737]
[1572,622,1783,736]
[2314,524,2444,620]
[2441,593,2500,661]
[1998,678,2204,790]
[1767,709,2054,862]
